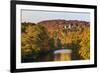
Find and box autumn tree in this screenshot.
[79,27,90,59]
[21,23,49,61]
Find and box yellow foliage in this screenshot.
[79,27,90,59]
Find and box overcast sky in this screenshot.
[21,10,90,23]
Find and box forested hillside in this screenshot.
[21,20,90,62]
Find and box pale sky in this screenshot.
[21,10,90,23]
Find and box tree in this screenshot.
[21,22,35,32]
[21,24,49,60]
[79,27,90,59]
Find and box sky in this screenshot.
[21,10,90,23]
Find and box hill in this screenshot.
[38,20,90,31]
